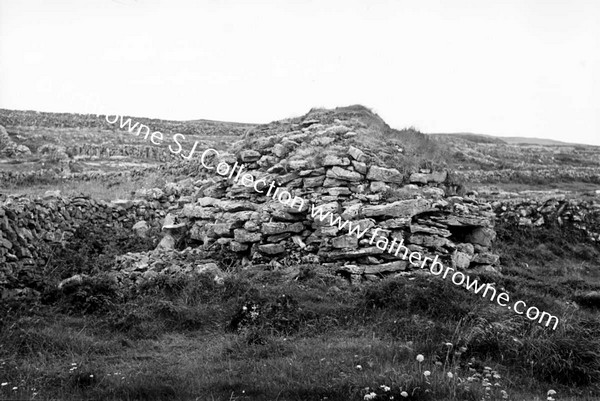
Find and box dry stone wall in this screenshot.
[456,167,600,184]
[66,144,177,161]
[493,197,600,242]
[0,194,167,270]
[0,165,160,187]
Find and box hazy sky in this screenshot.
[1,0,599,145]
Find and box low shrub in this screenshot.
[51,274,123,315]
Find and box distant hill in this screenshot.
[430,132,591,147]
[499,137,582,146]
[429,133,507,145]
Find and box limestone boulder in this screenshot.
[367,166,403,184]
[326,166,363,182]
[132,221,150,238]
[362,199,432,218]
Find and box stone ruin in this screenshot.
[156,110,499,282]
[0,107,508,293]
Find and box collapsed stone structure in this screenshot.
[20,107,591,295]
[1,107,506,291]
[4,106,600,298]
[154,112,500,283]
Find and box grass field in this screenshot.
[1,221,599,401]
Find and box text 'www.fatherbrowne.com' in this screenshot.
[101,113,560,331]
[309,201,560,331]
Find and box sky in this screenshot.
[0,0,599,145]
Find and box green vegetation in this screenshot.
[1,220,600,400]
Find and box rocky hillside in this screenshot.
[0,108,256,136]
[432,133,600,186]
[0,109,256,190]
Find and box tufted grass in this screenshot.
[2,198,600,400]
[2,259,600,400]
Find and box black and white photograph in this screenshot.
[1,1,599,400]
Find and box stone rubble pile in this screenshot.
[108,248,226,288]
[160,116,501,282]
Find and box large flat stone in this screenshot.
[262,222,304,235]
[362,199,432,218]
[409,224,452,237]
[258,244,286,255]
[409,173,428,184]
[239,150,261,162]
[435,215,492,227]
[218,201,256,212]
[324,246,384,260]
[337,264,366,274]
[182,205,216,219]
[331,235,358,249]
[367,166,403,184]
[322,154,351,167]
[234,229,262,243]
[326,166,363,182]
[303,176,326,188]
[348,146,367,162]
